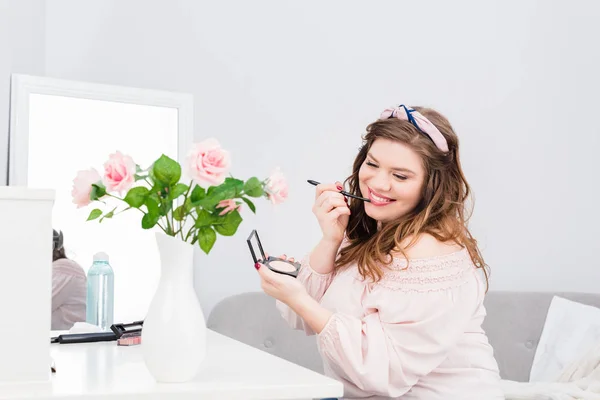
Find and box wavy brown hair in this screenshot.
[335,106,489,290]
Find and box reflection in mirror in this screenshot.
[51,227,86,330]
[9,75,193,332]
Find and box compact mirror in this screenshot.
[246,229,300,278]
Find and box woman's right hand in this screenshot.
[312,181,351,245]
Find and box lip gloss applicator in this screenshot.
[307,180,370,202]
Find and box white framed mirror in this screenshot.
[8,74,194,330]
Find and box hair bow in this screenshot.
[379,105,449,152]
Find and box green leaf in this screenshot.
[241,197,256,213]
[104,209,115,218]
[100,207,116,222]
[243,177,263,197]
[134,173,147,182]
[202,184,237,210]
[160,200,172,217]
[171,183,189,199]
[142,197,161,229]
[224,177,244,196]
[190,185,206,204]
[152,154,181,186]
[184,197,194,212]
[169,183,188,200]
[213,210,242,236]
[123,186,149,208]
[149,181,160,194]
[142,213,159,229]
[198,226,217,254]
[148,163,157,183]
[90,183,107,201]
[148,192,161,206]
[195,209,215,228]
[209,183,237,199]
[173,205,186,221]
[87,209,103,221]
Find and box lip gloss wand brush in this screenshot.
[306,180,370,202]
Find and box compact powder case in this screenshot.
[247,229,301,278]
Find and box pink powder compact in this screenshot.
[117,332,141,346]
[247,229,301,278]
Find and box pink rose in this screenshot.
[186,138,231,186]
[216,199,242,216]
[102,151,136,193]
[71,168,102,208]
[265,167,288,205]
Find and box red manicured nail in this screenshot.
[336,185,343,190]
[254,263,260,270]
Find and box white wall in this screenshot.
[0,0,46,185]
[41,0,600,316]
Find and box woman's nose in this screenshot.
[369,171,391,192]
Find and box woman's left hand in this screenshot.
[256,256,307,306]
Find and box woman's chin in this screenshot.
[364,205,387,222]
[364,203,404,224]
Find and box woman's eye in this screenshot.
[365,160,407,180]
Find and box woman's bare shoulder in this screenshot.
[393,233,463,260]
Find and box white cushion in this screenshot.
[530,296,600,382]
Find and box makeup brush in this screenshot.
[307,180,370,202]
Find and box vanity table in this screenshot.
[0,330,343,400]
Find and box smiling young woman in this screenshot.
[256,104,502,400]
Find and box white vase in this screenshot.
[141,232,207,382]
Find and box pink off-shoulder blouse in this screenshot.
[276,247,503,399]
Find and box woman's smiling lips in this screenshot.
[367,188,396,206]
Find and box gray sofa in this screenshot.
[207,291,600,383]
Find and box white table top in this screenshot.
[0,330,343,400]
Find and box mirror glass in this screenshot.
[9,77,189,332]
